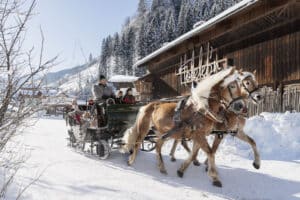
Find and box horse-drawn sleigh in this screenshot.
[65,101,157,159]
[65,67,262,188]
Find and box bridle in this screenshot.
[187,78,246,123]
[219,80,245,111]
[240,75,260,103]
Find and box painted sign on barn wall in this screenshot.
[176,42,228,85]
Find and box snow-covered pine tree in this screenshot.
[177,0,194,36]
[136,21,147,59]
[125,27,136,75]
[97,0,241,78]
[184,0,194,32]
[210,0,222,18]
[113,32,121,75]
[163,9,176,42]
[171,0,182,21]
[119,32,127,75]
[99,38,108,77]
[145,14,161,54]
[193,0,205,23]
[201,1,210,21]
[177,0,186,36]
[151,0,161,11]
[137,0,148,18]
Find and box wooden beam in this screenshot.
[218,17,300,54]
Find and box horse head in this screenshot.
[189,67,248,122]
[218,72,248,115]
[238,69,263,104]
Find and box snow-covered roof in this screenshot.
[134,0,258,68]
[77,99,87,105]
[108,75,139,83]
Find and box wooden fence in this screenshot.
[248,86,300,116]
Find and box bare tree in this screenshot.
[0,0,58,198]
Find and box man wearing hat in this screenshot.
[92,74,115,127]
[92,75,115,102]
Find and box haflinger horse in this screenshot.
[168,70,263,170]
[202,70,262,170]
[121,67,249,187]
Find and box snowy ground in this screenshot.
[3,113,300,200]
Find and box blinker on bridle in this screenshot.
[220,80,244,110]
[241,75,260,102]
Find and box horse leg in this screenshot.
[198,136,222,187]
[180,140,201,166]
[236,130,261,169]
[156,138,167,174]
[127,142,140,166]
[169,139,179,162]
[177,141,201,177]
[204,135,223,171]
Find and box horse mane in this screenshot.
[221,70,240,87]
[191,67,235,111]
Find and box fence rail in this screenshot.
[248,86,300,116]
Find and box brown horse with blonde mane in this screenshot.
[169,70,262,171]
[121,67,249,187]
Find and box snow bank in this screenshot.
[222,112,300,160]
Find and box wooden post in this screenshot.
[279,83,283,112]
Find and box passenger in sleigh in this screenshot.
[115,90,124,104]
[122,88,135,104]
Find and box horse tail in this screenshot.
[120,102,156,153]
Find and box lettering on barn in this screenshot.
[176,43,228,85]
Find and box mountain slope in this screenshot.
[45,60,99,98]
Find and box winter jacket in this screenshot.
[123,95,135,104]
[92,83,114,102]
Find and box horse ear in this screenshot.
[253,70,257,75]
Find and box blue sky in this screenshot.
[26,0,138,72]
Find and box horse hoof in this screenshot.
[193,160,201,166]
[177,170,184,178]
[160,169,168,174]
[170,157,176,162]
[213,180,222,187]
[127,160,133,166]
[205,166,208,172]
[253,162,260,169]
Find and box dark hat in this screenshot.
[99,75,106,80]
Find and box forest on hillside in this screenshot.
[99,0,241,77]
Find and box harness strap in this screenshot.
[211,130,238,138]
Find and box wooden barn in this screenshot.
[134,0,300,114]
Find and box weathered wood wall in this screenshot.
[227,31,300,88]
